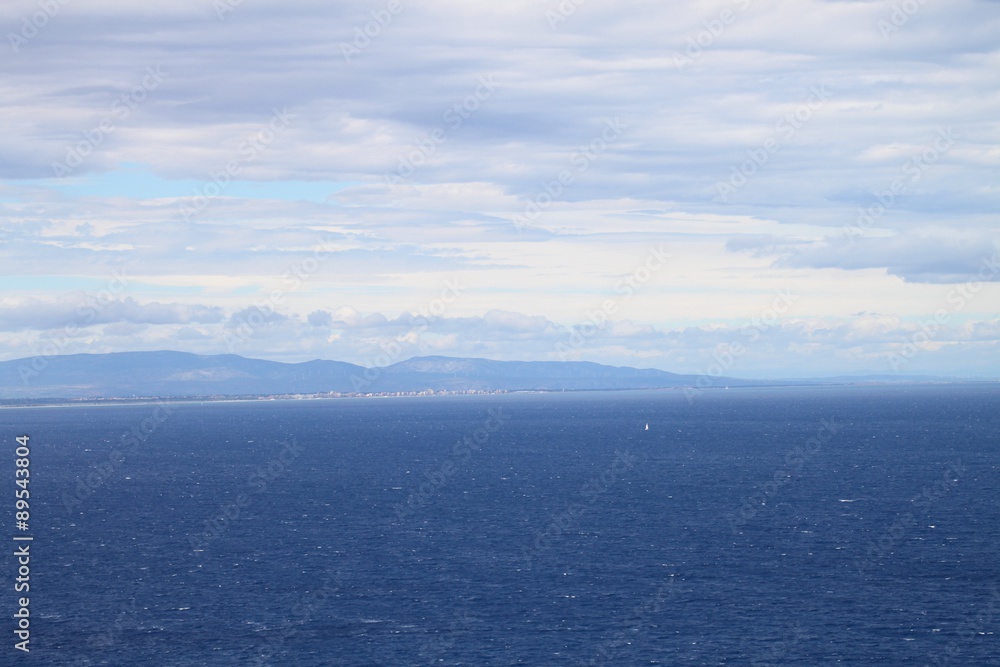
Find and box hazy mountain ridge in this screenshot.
[0,351,364,399]
[1,351,742,399]
[0,351,972,400]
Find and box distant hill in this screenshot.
[0,351,364,399]
[374,356,737,392]
[0,350,972,401]
[0,351,752,399]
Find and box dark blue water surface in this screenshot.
[1,384,999,665]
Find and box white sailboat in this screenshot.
[644,422,649,431]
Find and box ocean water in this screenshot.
[1,384,999,665]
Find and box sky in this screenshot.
[0,0,998,378]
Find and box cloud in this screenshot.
[729,231,999,284]
[306,310,332,327]
[0,0,998,376]
[0,295,225,331]
[2,297,998,377]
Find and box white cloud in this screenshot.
[1,0,998,375]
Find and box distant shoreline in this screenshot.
[2,379,995,409]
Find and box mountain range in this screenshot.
[0,350,964,401]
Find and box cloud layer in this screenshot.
[1,0,998,376]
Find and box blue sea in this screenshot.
[2,384,999,665]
